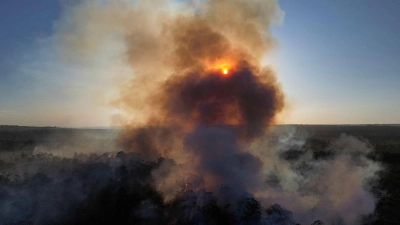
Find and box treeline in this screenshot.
[0,152,325,225]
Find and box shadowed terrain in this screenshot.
[0,125,398,224]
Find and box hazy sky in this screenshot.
[1,0,400,126]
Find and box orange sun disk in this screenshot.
[209,61,234,76]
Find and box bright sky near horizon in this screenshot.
[0,0,399,127]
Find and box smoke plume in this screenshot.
[105,0,286,208]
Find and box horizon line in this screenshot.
[1,123,400,129]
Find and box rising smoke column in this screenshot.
[56,0,283,126]
[113,0,285,198]
[112,0,285,152]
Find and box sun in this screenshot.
[207,60,234,77]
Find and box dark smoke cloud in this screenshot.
[158,64,284,138]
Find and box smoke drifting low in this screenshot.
[0,0,382,224]
[0,130,380,225]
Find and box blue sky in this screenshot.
[274,0,400,124]
[0,1,62,125]
[0,0,399,126]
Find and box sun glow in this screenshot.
[205,59,236,77]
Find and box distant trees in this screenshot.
[0,152,322,225]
